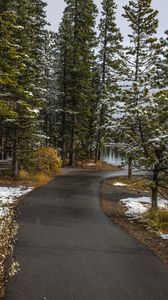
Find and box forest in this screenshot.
[0,0,168,207]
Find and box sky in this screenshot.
[45,0,168,40]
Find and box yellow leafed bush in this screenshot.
[33,172,50,185]
[34,147,62,176]
[144,209,168,231]
[18,169,30,180]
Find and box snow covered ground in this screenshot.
[0,186,33,217]
[113,182,128,187]
[121,196,168,217]
[120,196,168,240]
[160,234,168,240]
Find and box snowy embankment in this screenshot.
[114,182,168,240]
[120,196,168,217]
[113,182,128,187]
[0,186,33,217]
[121,197,168,240]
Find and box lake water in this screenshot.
[103,149,125,166]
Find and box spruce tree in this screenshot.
[57,0,98,165]
[0,0,24,166]
[120,0,163,206]
[41,31,60,148]
[95,0,123,161]
[0,0,48,175]
[159,30,168,87]
[10,0,48,175]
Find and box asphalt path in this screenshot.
[6,169,168,300]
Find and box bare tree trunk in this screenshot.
[69,120,75,167]
[98,149,101,161]
[0,137,4,160]
[151,165,159,209]
[89,149,93,160]
[61,100,66,167]
[95,13,108,163]
[128,157,133,179]
[12,126,19,177]
[95,149,98,163]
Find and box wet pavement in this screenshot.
[6,169,168,300]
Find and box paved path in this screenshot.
[6,170,168,300]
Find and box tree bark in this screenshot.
[69,120,75,167]
[151,165,159,209]
[95,11,108,163]
[12,127,19,177]
[128,157,133,179]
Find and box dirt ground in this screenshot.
[101,177,168,265]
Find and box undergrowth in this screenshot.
[143,209,168,232]
[75,159,119,171]
[113,176,151,192]
[0,210,19,298]
[18,170,51,187]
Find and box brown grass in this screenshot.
[75,159,119,171]
[143,209,168,232]
[32,172,51,186]
[107,176,151,192]
[0,171,52,188]
[0,211,19,298]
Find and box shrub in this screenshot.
[18,169,30,180]
[33,172,50,186]
[34,147,62,176]
[144,209,168,231]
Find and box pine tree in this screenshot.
[0,0,25,165]
[0,0,48,175]
[159,30,168,87]
[120,0,164,206]
[41,31,60,148]
[57,0,98,165]
[10,0,48,175]
[95,0,123,161]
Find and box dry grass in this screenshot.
[18,169,30,180]
[0,210,19,298]
[107,176,151,192]
[18,170,52,187]
[32,172,51,186]
[0,170,52,188]
[143,209,168,232]
[75,159,119,171]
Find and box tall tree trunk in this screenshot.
[95,106,104,163]
[151,165,159,209]
[95,130,100,163]
[61,53,67,167]
[69,120,75,166]
[128,157,132,179]
[95,12,108,163]
[68,0,78,167]
[0,137,4,160]
[61,95,66,167]
[12,126,19,177]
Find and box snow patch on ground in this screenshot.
[160,234,168,240]
[0,186,33,217]
[113,182,128,187]
[120,196,168,218]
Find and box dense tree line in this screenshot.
[0,0,48,176]
[0,0,168,206]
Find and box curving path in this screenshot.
[6,169,168,300]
